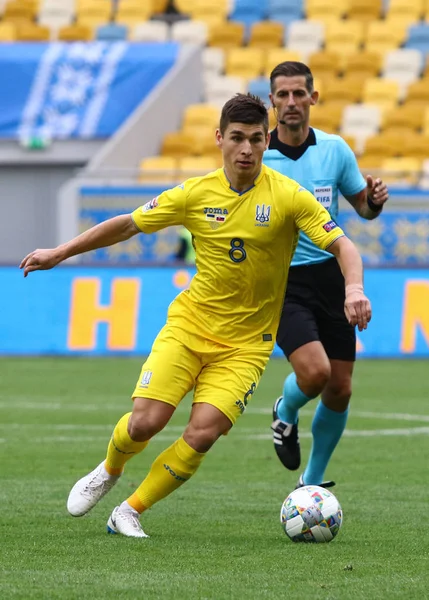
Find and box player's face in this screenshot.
[270,75,318,129]
[216,123,269,180]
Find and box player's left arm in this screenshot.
[337,137,389,220]
[293,187,371,331]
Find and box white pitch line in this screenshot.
[4,422,429,436]
[347,411,429,423]
[248,427,429,440]
[239,408,429,423]
[2,427,429,445]
[1,400,429,424]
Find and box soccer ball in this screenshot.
[280,485,343,543]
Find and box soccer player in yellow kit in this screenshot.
[20,94,371,539]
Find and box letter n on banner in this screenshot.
[67,278,140,351]
[401,280,429,353]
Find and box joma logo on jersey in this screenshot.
[255,204,271,226]
[204,207,228,215]
[139,370,152,387]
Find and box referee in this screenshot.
[265,62,389,488]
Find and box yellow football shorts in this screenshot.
[132,324,271,425]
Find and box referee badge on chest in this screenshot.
[255,204,271,227]
[313,185,333,209]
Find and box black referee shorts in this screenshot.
[276,258,356,362]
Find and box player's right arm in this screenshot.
[20,184,187,277]
[20,214,139,277]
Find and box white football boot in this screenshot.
[107,504,149,538]
[67,461,121,517]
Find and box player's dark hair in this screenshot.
[270,62,314,94]
[219,93,269,135]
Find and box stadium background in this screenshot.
[0,0,428,357]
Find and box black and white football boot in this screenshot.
[271,396,301,471]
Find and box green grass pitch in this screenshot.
[1,357,429,599]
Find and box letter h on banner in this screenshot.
[67,278,140,350]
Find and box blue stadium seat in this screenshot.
[268,0,303,9]
[248,77,271,105]
[230,10,266,29]
[267,0,304,26]
[405,24,429,55]
[231,0,268,13]
[229,0,267,30]
[96,23,128,41]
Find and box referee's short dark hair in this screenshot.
[220,93,269,135]
[270,62,314,94]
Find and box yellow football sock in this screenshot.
[127,436,206,513]
[105,412,149,476]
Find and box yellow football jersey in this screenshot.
[132,165,344,349]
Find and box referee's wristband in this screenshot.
[346,284,364,296]
[367,195,383,213]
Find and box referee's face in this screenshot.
[216,122,269,182]
[270,75,318,130]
